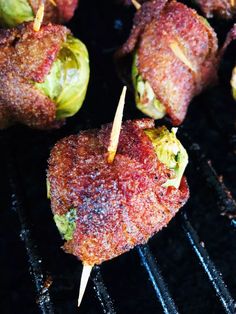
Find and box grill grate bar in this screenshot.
[4,131,236,313]
[92,266,116,314]
[181,212,236,314]
[137,245,179,314]
[6,156,54,314]
[183,133,236,219]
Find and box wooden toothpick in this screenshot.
[77,87,126,307]
[107,86,127,164]
[48,0,57,6]
[131,0,141,10]
[78,265,93,307]
[33,1,45,32]
[169,41,196,73]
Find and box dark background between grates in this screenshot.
[1,0,236,313]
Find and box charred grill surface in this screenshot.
[1,0,236,314]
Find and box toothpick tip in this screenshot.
[169,41,196,73]
[78,265,93,308]
[33,2,45,32]
[107,86,127,164]
[49,0,57,6]
[131,0,141,10]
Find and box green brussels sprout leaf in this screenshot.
[132,53,166,119]
[231,67,236,100]
[199,16,211,28]
[46,179,50,199]
[54,208,77,241]
[0,0,34,27]
[35,35,90,120]
[145,126,188,189]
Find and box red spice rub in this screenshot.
[0,22,69,129]
[29,0,78,24]
[48,118,189,265]
[195,0,236,19]
[117,0,218,125]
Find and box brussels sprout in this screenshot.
[231,67,236,100]
[35,35,90,120]
[54,208,77,240]
[0,0,34,27]
[132,53,166,119]
[46,179,50,199]
[145,126,188,189]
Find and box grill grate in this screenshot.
[2,1,236,313]
[181,212,236,314]
[5,144,54,314]
[92,267,116,314]
[137,245,179,314]
[4,133,236,314]
[184,136,236,219]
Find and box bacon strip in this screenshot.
[48,119,189,265]
[195,0,235,19]
[117,0,218,125]
[0,22,69,129]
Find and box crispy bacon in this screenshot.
[0,22,69,129]
[117,0,219,125]
[47,119,189,265]
[195,0,236,19]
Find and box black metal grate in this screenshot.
[181,213,235,314]
[2,0,236,313]
[137,245,179,314]
[3,132,236,314]
[92,267,116,314]
[4,139,54,314]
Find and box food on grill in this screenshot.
[0,0,78,27]
[117,0,218,125]
[194,0,236,19]
[0,22,89,129]
[47,118,189,266]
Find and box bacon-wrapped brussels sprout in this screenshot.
[47,118,189,265]
[117,0,219,125]
[0,22,89,129]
